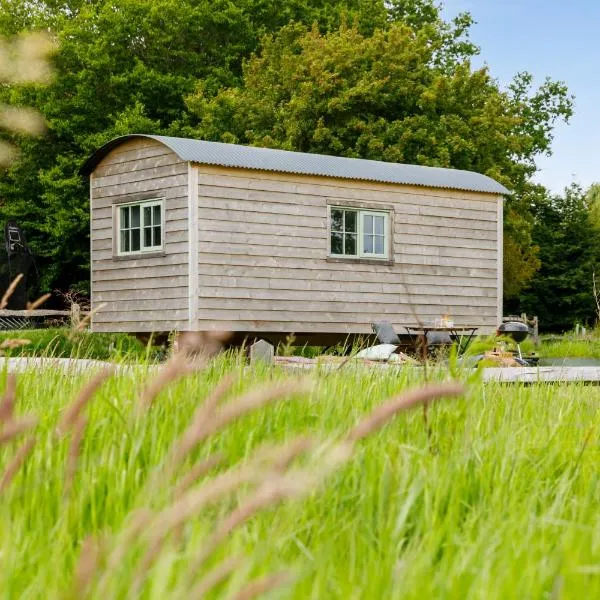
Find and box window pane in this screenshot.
[374,235,384,255]
[345,233,357,255]
[131,228,141,251]
[121,206,129,229]
[131,205,140,228]
[120,230,129,253]
[153,205,161,226]
[153,226,161,247]
[364,234,374,254]
[374,216,385,235]
[363,214,373,234]
[144,227,152,248]
[331,232,343,254]
[344,210,357,233]
[143,206,152,227]
[331,209,343,232]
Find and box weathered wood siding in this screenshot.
[91,139,189,332]
[196,165,501,334]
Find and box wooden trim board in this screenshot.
[188,163,199,330]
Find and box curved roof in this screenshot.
[81,134,510,195]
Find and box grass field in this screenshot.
[0,355,598,599]
[0,328,149,360]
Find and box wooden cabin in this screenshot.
[81,135,508,344]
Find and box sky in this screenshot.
[441,0,599,194]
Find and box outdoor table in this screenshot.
[405,325,478,358]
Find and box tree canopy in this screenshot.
[519,185,600,331]
[186,22,572,299]
[0,0,574,302]
[0,0,383,291]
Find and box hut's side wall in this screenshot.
[90,138,189,332]
[195,165,501,335]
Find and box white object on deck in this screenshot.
[355,344,398,361]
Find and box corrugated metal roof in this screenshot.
[81,134,510,195]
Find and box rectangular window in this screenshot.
[117,199,163,255]
[330,207,389,259]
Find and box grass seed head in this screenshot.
[26,292,52,312]
[191,379,314,445]
[96,508,155,595]
[174,331,231,361]
[0,339,32,350]
[64,416,87,496]
[0,415,38,445]
[170,373,237,467]
[0,435,35,493]
[230,571,292,600]
[252,435,315,473]
[0,373,16,423]
[56,367,115,437]
[189,555,245,598]
[138,357,196,410]
[346,382,465,442]
[73,535,100,598]
[75,302,107,332]
[173,453,224,498]
[191,459,340,573]
[0,273,23,309]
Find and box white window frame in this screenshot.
[116,198,165,256]
[329,206,390,259]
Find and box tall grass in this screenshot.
[0,328,149,361]
[0,355,598,598]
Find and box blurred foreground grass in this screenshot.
[0,355,598,599]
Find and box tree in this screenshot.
[0,0,377,293]
[0,1,573,297]
[186,22,573,298]
[586,183,600,230]
[520,185,600,331]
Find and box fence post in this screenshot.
[249,339,274,365]
[70,303,81,328]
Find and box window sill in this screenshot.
[113,251,166,261]
[326,256,394,266]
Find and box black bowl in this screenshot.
[497,321,530,343]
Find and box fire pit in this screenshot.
[497,321,530,343]
[497,320,532,363]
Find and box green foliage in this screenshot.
[0,0,375,292]
[503,203,542,301]
[586,182,600,230]
[0,1,573,299]
[0,327,148,359]
[520,184,600,331]
[187,21,572,298]
[539,333,600,359]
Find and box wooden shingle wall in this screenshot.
[195,165,501,335]
[89,139,502,337]
[90,138,189,332]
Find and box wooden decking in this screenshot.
[272,356,600,383]
[481,366,600,383]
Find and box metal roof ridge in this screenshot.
[81,134,511,195]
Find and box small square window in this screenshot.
[331,232,343,255]
[331,209,344,232]
[329,207,389,259]
[117,199,164,255]
[329,208,359,256]
[345,210,357,233]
